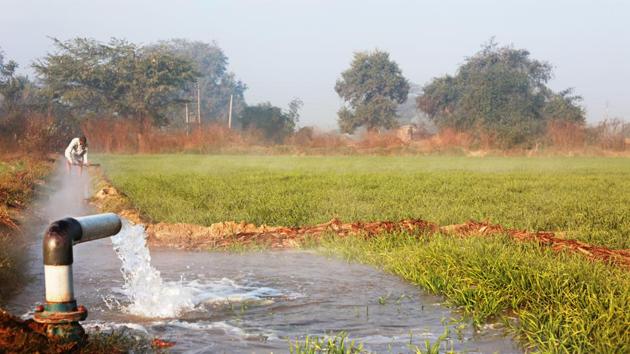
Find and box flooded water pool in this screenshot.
[11,243,520,353]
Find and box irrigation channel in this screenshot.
[8,163,520,353]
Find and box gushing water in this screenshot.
[108,221,283,318]
[109,222,196,317]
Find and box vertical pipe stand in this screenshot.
[33,213,122,344]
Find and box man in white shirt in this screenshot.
[64,136,88,175]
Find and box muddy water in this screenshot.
[8,163,521,353]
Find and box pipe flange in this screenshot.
[33,305,87,324]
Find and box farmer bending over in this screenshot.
[65,136,88,175]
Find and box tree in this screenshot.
[147,39,247,124]
[287,97,303,123]
[335,50,409,133]
[0,49,31,115]
[33,38,198,126]
[542,88,585,123]
[417,40,584,147]
[239,98,302,142]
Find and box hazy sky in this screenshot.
[1,0,628,129]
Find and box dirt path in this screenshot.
[94,185,630,269]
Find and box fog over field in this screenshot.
[1,0,629,129]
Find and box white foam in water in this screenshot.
[83,320,150,335]
[166,319,248,336]
[109,220,285,318]
[110,221,196,317]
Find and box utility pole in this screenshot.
[185,103,190,135]
[228,94,233,129]
[197,83,202,125]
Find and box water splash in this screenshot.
[110,221,196,318]
[109,220,285,318]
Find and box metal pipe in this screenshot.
[35,213,122,343]
[44,265,74,302]
[74,213,122,244]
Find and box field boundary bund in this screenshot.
[91,183,630,269]
[145,218,629,269]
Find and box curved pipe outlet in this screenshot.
[36,213,122,339]
[43,213,122,266]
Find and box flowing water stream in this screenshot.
[7,163,521,353]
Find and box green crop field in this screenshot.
[98,154,630,353]
[98,155,630,249]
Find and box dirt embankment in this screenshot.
[0,309,55,353]
[93,183,630,269]
[442,222,630,268]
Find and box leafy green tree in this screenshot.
[542,88,585,123]
[33,38,197,126]
[239,98,302,142]
[417,40,584,147]
[335,50,409,133]
[147,39,247,124]
[0,50,31,115]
